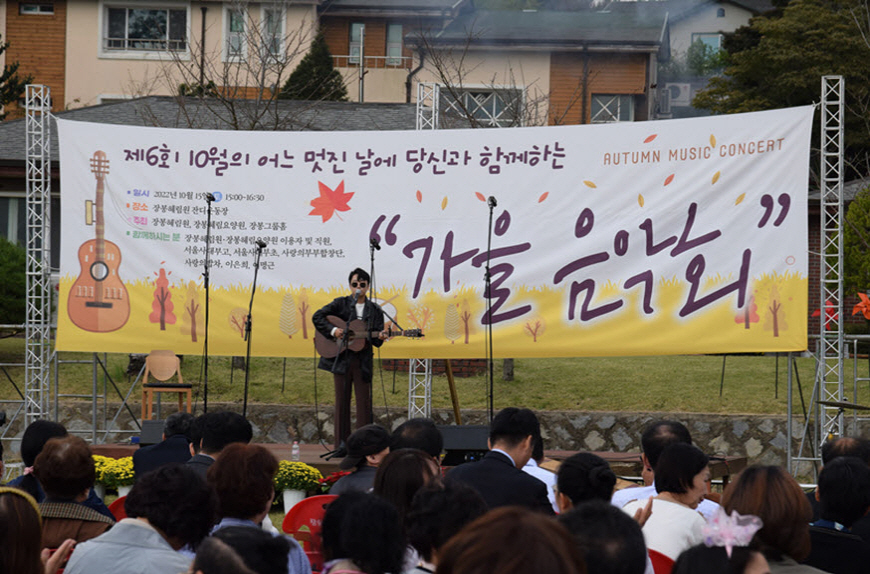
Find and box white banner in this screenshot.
[56,106,814,358]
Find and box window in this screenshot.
[349,22,364,64]
[441,88,524,128]
[19,3,54,15]
[226,6,246,58]
[716,7,725,17]
[0,195,61,270]
[262,6,284,60]
[691,33,723,52]
[386,23,403,66]
[591,95,634,123]
[105,7,187,51]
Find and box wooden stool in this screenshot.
[141,350,192,421]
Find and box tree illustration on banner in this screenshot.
[523,316,546,342]
[149,265,176,331]
[179,281,203,342]
[763,285,788,337]
[459,300,474,344]
[298,290,310,339]
[309,181,353,222]
[444,303,461,344]
[734,295,760,329]
[407,303,434,333]
[228,308,248,338]
[279,293,298,338]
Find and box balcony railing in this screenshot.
[104,37,187,51]
[332,54,412,70]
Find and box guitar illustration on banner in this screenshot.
[68,150,130,332]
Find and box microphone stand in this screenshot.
[202,193,215,412]
[485,197,497,423]
[242,240,266,418]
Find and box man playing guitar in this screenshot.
[313,268,387,449]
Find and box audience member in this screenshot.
[9,420,68,500]
[33,436,114,550]
[806,436,870,522]
[611,420,719,519]
[559,500,647,574]
[332,424,391,495]
[391,418,444,461]
[435,506,585,574]
[64,464,216,574]
[8,420,112,519]
[374,448,441,528]
[622,443,709,561]
[406,482,488,574]
[722,465,825,574]
[556,452,617,512]
[321,491,405,574]
[189,413,206,455]
[0,486,75,574]
[186,411,253,480]
[522,434,559,513]
[207,443,310,574]
[211,526,293,574]
[191,536,257,574]
[804,456,870,574]
[446,407,553,514]
[133,412,195,479]
[673,545,770,574]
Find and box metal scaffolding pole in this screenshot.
[24,84,53,426]
[817,76,846,443]
[405,83,441,418]
[416,83,439,131]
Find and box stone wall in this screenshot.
[1,402,810,475]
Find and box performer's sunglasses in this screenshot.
[351,281,368,288]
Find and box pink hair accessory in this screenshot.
[702,507,763,557]
[23,466,34,476]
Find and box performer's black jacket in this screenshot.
[312,295,384,378]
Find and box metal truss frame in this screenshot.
[416,83,439,131]
[24,85,53,427]
[789,76,845,477]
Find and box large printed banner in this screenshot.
[56,106,814,358]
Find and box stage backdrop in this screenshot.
[56,106,814,358]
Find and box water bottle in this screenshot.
[291,440,301,461]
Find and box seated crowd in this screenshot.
[4,410,869,574]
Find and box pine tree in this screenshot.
[280,32,348,102]
[0,34,32,120]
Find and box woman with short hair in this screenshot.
[622,442,710,561]
[34,435,114,550]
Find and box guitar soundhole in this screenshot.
[90,261,109,282]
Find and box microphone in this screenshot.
[354,289,362,298]
[255,239,267,250]
[370,237,381,251]
[206,192,216,202]
[488,196,497,208]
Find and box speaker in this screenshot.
[438,425,489,467]
[139,420,164,446]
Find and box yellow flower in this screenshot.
[274,460,323,492]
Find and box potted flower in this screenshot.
[92,454,114,500]
[274,460,323,511]
[99,456,135,496]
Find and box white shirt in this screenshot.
[622,498,706,561]
[522,459,559,514]
[611,482,720,520]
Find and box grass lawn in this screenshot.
[1,337,866,415]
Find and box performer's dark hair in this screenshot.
[349,268,370,284]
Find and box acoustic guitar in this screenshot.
[314,315,423,358]
[67,151,130,333]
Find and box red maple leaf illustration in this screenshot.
[309,180,354,222]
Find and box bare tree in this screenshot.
[127,0,328,131]
[410,24,549,128]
